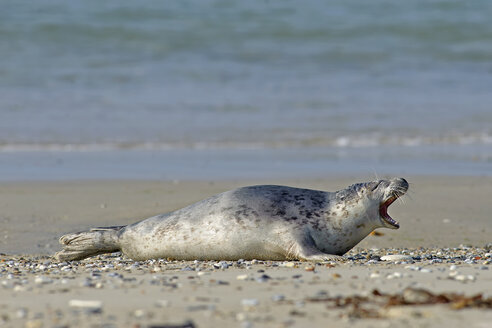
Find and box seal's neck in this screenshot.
[327,196,379,254]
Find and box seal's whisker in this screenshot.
[372,170,380,181]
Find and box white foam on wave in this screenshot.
[0,132,491,153]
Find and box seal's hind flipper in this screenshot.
[54,226,124,262]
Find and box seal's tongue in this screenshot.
[379,196,400,229]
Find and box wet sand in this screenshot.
[1,176,491,327]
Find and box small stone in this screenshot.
[34,276,53,285]
[236,313,248,321]
[134,309,146,318]
[13,285,26,292]
[236,274,249,280]
[256,274,271,283]
[370,272,380,279]
[241,321,254,328]
[402,288,433,304]
[386,272,403,279]
[155,300,171,308]
[449,271,459,277]
[283,262,296,268]
[241,299,259,307]
[271,294,285,302]
[304,265,315,272]
[16,308,28,319]
[454,275,467,281]
[187,304,215,312]
[25,320,42,328]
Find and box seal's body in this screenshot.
[55,178,408,262]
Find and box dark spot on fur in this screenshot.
[275,209,286,216]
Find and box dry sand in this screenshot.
[0,175,491,327]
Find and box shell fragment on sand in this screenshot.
[381,255,413,262]
[68,299,103,313]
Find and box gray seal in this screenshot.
[54,178,408,262]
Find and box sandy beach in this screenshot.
[3,2,492,327]
[0,176,491,327]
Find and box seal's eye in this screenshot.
[371,181,381,191]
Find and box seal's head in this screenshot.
[374,178,409,229]
[339,177,409,230]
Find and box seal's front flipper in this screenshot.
[54,226,124,261]
[293,234,345,262]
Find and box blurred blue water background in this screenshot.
[1,0,491,180]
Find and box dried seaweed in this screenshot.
[305,288,492,318]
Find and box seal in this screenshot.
[54,177,408,262]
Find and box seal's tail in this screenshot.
[54,226,124,261]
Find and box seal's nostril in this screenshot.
[399,178,409,189]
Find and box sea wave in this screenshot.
[1,132,491,152]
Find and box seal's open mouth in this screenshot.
[379,194,401,229]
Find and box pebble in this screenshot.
[256,274,271,283]
[134,309,146,318]
[386,272,403,279]
[187,304,215,312]
[454,274,476,282]
[271,294,285,302]
[236,274,249,280]
[381,255,413,262]
[68,299,103,313]
[34,276,53,285]
[402,288,433,303]
[155,300,171,308]
[16,308,28,319]
[241,299,259,307]
[24,320,43,328]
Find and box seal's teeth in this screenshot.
[379,195,401,229]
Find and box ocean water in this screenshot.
[1,0,491,180]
